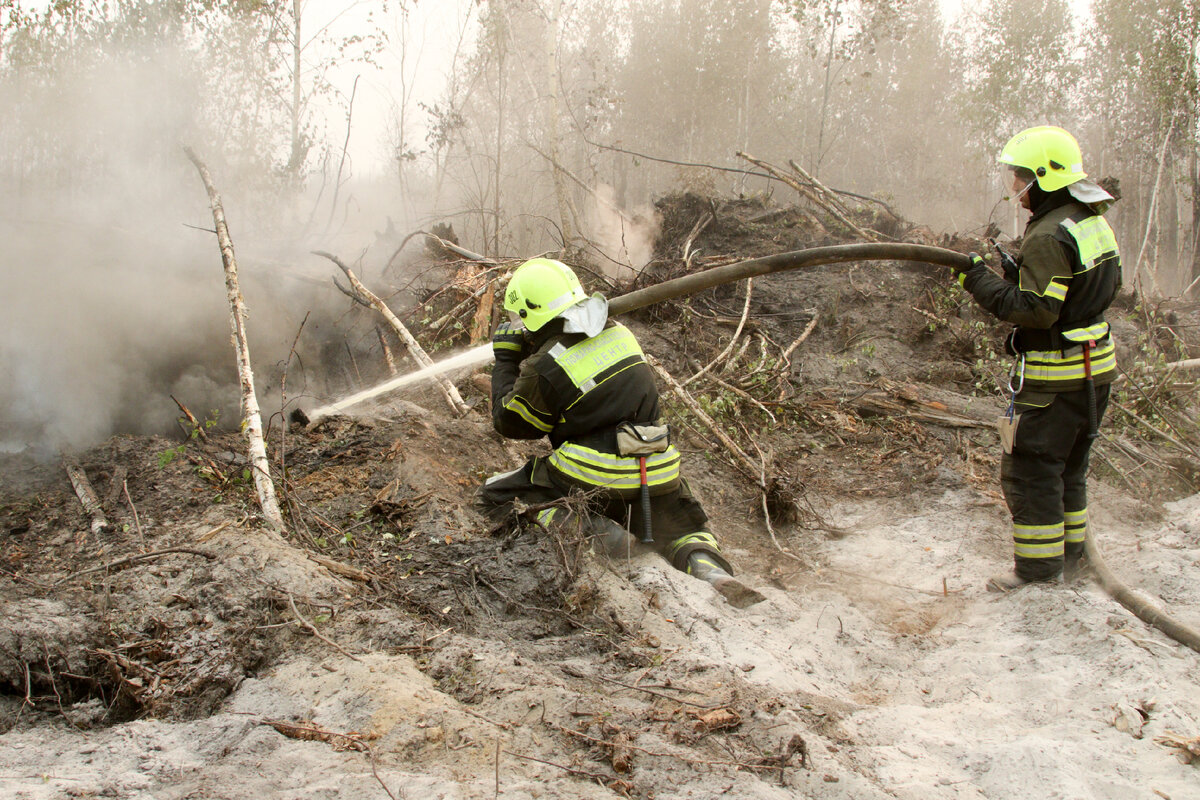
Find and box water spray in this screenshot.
[303,243,973,422]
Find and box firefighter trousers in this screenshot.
[1000,385,1110,581]
[478,456,732,574]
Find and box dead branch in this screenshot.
[313,250,471,416]
[704,373,777,424]
[846,382,992,429]
[1110,399,1200,459]
[787,159,856,220]
[561,664,718,709]
[54,547,216,585]
[375,326,398,376]
[781,312,820,362]
[122,480,145,548]
[684,278,753,387]
[170,396,207,442]
[646,354,762,486]
[502,749,622,791]
[263,718,368,751]
[737,151,884,242]
[62,457,109,539]
[1154,731,1200,764]
[306,552,377,583]
[184,146,285,531]
[287,593,361,662]
[682,208,715,267]
[384,228,492,276]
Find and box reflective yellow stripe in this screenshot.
[502,395,554,431]
[493,341,523,352]
[1044,279,1069,301]
[1023,341,1116,382]
[548,443,681,489]
[563,362,644,412]
[1060,322,1110,343]
[1061,216,1120,270]
[1064,508,1087,544]
[537,508,558,526]
[1013,521,1064,558]
[1013,522,1064,538]
[1015,540,1066,558]
[669,531,719,559]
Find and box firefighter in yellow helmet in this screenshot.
[479,258,764,608]
[953,126,1122,591]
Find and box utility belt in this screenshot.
[546,421,681,500]
[1006,318,1109,355]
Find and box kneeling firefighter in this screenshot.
[478,258,764,608]
[952,126,1122,592]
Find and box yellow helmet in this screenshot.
[504,258,587,332]
[998,126,1087,192]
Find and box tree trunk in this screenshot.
[184,147,285,532]
[289,0,303,179]
[545,0,573,249]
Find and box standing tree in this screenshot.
[1089,0,1200,295]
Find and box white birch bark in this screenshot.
[184,147,285,532]
[63,457,110,538]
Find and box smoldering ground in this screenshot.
[0,21,416,455]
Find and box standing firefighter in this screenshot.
[954,126,1122,592]
[479,258,765,608]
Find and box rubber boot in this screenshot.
[986,570,1059,593]
[587,515,638,558]
[687,553,765,609]
[1063,551,1090,582]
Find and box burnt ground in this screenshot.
[1,193,1199,798]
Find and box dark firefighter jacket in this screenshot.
[491,318,682,498]
[961,192,1122,404]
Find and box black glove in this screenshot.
[954,252,987,288]
[491,321,529,364]
[990,239,1019,284]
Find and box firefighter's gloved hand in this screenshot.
[954,253,987,288]
[491,321,529,364]
[996,248,1019,284]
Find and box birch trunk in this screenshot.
[184,147,285,532]
[63,457,109,539]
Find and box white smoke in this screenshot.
[582,184,661,282]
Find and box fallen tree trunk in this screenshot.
[313,250,471,417]
[63,457,109,540]
[184,147,285,532]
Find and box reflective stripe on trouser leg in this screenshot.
[1064,508,1087,548]
[1012,521,1065,560]
[668,531,733,575]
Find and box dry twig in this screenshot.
[54,547,216,585]
[287,593,361,662]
